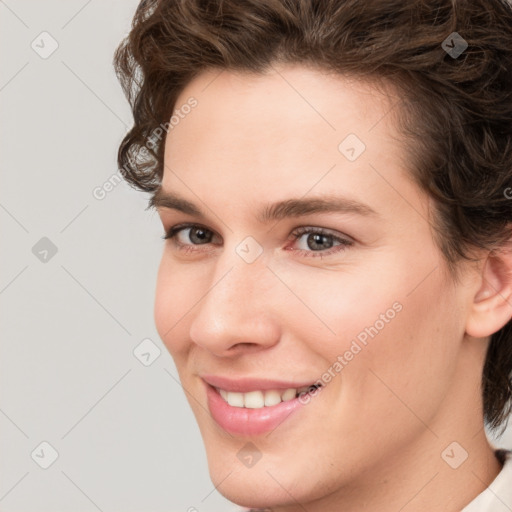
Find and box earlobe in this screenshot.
[466,248,512,338]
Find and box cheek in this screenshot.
[291,250,460,388]
[322,262,462,434]
[153,256,195,356]
[271,260,406,360]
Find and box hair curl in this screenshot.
[114,0,512,434]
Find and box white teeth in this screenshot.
[281,388,297,401]
[226,391,244,407]
[264,390,282,406]
[244,390,265,409]
[217,385,319,409]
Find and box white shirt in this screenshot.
[461,448,512,511]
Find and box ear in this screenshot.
[466,246,512,338]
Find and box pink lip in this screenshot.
[201,374,318,392]
[202,377,322,436]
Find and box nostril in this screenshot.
[229,342,260,351]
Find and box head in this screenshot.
[114,0,512,508]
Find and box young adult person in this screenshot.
[114,1,512,510]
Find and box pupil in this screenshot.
[309,233,332,250]
[192,228,209,243]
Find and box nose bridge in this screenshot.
[188,239,278,352]
[202,245,266,319]
[205,232,270,307]
[209,261,250,313]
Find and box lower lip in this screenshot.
[205,382,317,436]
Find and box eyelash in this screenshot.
[161,223,353,258]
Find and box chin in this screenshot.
[208,467,286,510]
[203,441,325,510]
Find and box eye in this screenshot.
[288,226,353,258]
[163,223,217,247]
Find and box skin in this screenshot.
[153,63,511,511]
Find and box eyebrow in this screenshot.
[149,189,378,222]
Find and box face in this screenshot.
[153,64,479,509]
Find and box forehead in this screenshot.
[168,63,399,154]
[161,64,418,221]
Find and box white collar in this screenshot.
[461,448,512,511]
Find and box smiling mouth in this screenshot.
[205,380,324,435]
[215,384,322,409]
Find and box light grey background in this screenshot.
[0,1,235,511]
[1,1,511,511]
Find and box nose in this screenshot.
[188,251,281,357]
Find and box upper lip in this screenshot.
[201,374,320,393]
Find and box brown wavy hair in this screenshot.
[114,0,512,433]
